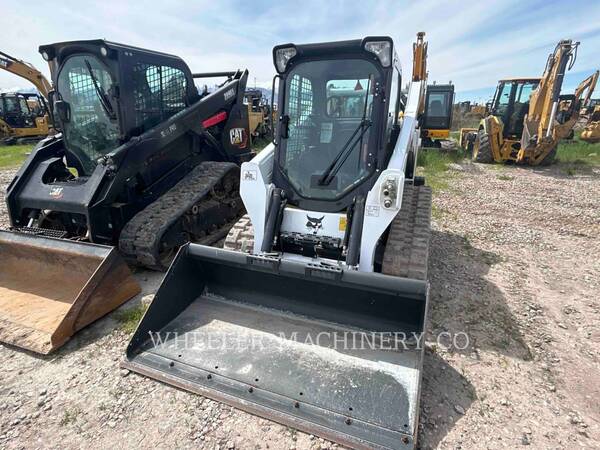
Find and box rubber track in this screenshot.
[381,184,432,280]
[119,161,239,270]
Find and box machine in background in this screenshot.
[472,40,598,165]
[0,50,53,144]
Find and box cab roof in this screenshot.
[498,77,542,82]
[39,39,185,65]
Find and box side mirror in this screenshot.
[54,100,71,123]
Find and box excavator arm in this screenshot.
[0,50,52,99]
[574,70,599,108]
[525,40,578,142]
[412,31,428,82]
[412,32,428,116]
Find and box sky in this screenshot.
[1,0,599,103]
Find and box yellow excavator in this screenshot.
[472,40,598,165]
[0,50,53,144]
[410,31,454,148]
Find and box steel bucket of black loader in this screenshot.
[0,230,140,354]
[123,244,429,450]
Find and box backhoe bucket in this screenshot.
[123,245,429,450]
[0,231,141,354]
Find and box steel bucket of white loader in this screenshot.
[123,244,429,450]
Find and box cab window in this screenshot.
[132,63,188,132]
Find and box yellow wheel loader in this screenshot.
[123,33,451,450]
[473,40,598,165]
[581,105,600,143]
[0,50,53,144]
[245,89,272,144]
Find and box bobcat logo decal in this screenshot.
[306,215,325,234]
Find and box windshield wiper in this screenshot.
[84,59,116,120]
[319,76,372,186]
[319,119,372,186]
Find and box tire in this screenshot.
[537,145,557,166]
[223,214,254,253]
[473,128,494,163]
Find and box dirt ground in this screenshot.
[0,160,599,450]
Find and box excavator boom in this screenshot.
[0,50,52,99]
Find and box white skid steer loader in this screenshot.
[123,34,445,450]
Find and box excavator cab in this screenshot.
[0,50,52,144]
[421,83,454,147]
[0,93,34,129]
[489,78,540,138]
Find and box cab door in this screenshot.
[422,84,454,131]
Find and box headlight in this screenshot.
[100,46,109,57]
[274,46,297,73]
[41,51,50,61]
[365,41,392,67]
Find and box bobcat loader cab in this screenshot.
[265,37,407,266]
[125,36,432,450]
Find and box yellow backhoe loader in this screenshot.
[472,40,598,165]
[0,50,53,144]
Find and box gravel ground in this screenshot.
[0,160,599,449]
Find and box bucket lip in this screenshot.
[121,354,418,450]
[0,230,114,256]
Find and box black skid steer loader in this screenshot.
[124,35,441,449]
[0,40,251,354]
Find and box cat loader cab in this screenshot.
[489,77,541,140]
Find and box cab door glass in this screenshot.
[495,83,512,117]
